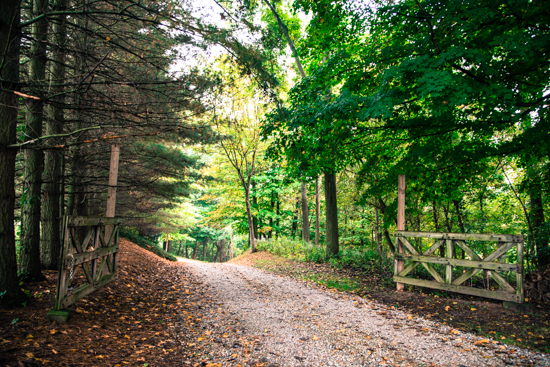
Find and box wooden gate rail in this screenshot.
[393,231,524,303]
[53,216,123,312]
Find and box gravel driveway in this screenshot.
[178,258,550,366]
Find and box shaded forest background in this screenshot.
[1,0,549,307]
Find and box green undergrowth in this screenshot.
[120,228,177,261]
[256,237,392,272]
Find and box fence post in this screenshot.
[396,175,406,291]
[517,239,524,303]
[105,143,120,243]
[446,239,454,284]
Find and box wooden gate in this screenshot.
[48,216,123,321]
[393,231,524,303]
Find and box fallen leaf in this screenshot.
[474,339,490,346]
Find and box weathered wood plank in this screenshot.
[70,227,83,254]
[393,276,521,303]
[517,241,524,302]
[423,240,443,256]
[452,268,482,286]
[393,254,518,272]
[396,175,406,291]
[446,239,453,284]
[484,241,516,262]
[454,240,481,261]
[398,262,419,277]
[104,143,120,242]
[59,272,117,309]
[401,237,418,255]
[396,231,523,243]
[67,216,123,227]
[420,262,445,284]
[72,245,119,266]
[55,216,69,310]
[489,271,516,294]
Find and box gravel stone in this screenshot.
[180,259,550,366]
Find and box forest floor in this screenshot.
[1,240,549,366]
[0,239,208,367]
[234,251,550,354]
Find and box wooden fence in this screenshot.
[393,231,524,303]
[50,216,122,317]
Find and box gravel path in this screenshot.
[179,258,550,366]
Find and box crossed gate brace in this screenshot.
[393,231,524,303]
[53,216,123,311]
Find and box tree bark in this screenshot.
[291,194,299,239]
[0,0,28,307]
[269,190,274,239]
[19,0,48,281]
[432,201,445,257]
[442,201,452,232]
[41,0,68,270]
[325,172,339,256]
[252,180,258,240]
[315,176,321,247]
[276,194,280,239]
[245,187,257,252]
[531,187,548,268]
[378,198,396,253]
[301,181,310,242]
[453,199,466,233]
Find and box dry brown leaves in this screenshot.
[0,239,204,367]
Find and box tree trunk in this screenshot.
[66,2,89,218]
[0,0,28,307]
[325,172,339,256]
[276,195,280,239]
[185,245,188,258]
[453,199,466,233]
[291,194,299,239]
[19,0,48,281]
[531,188,548,268]
[245,187,257,252]
[192,246,196,260]
[378,198,396,253]
[269,191,274,239]
[442,201,452,232]
[41,0,68,270]
[203,240,207,261]
[453,199,466,258]
[219,240,225,262]
[167,240,172,254]
[301,181,310,242]
[315,176,321,247]
[432,201,445,257]
[375,207,383,257]
[252,180,258,239]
